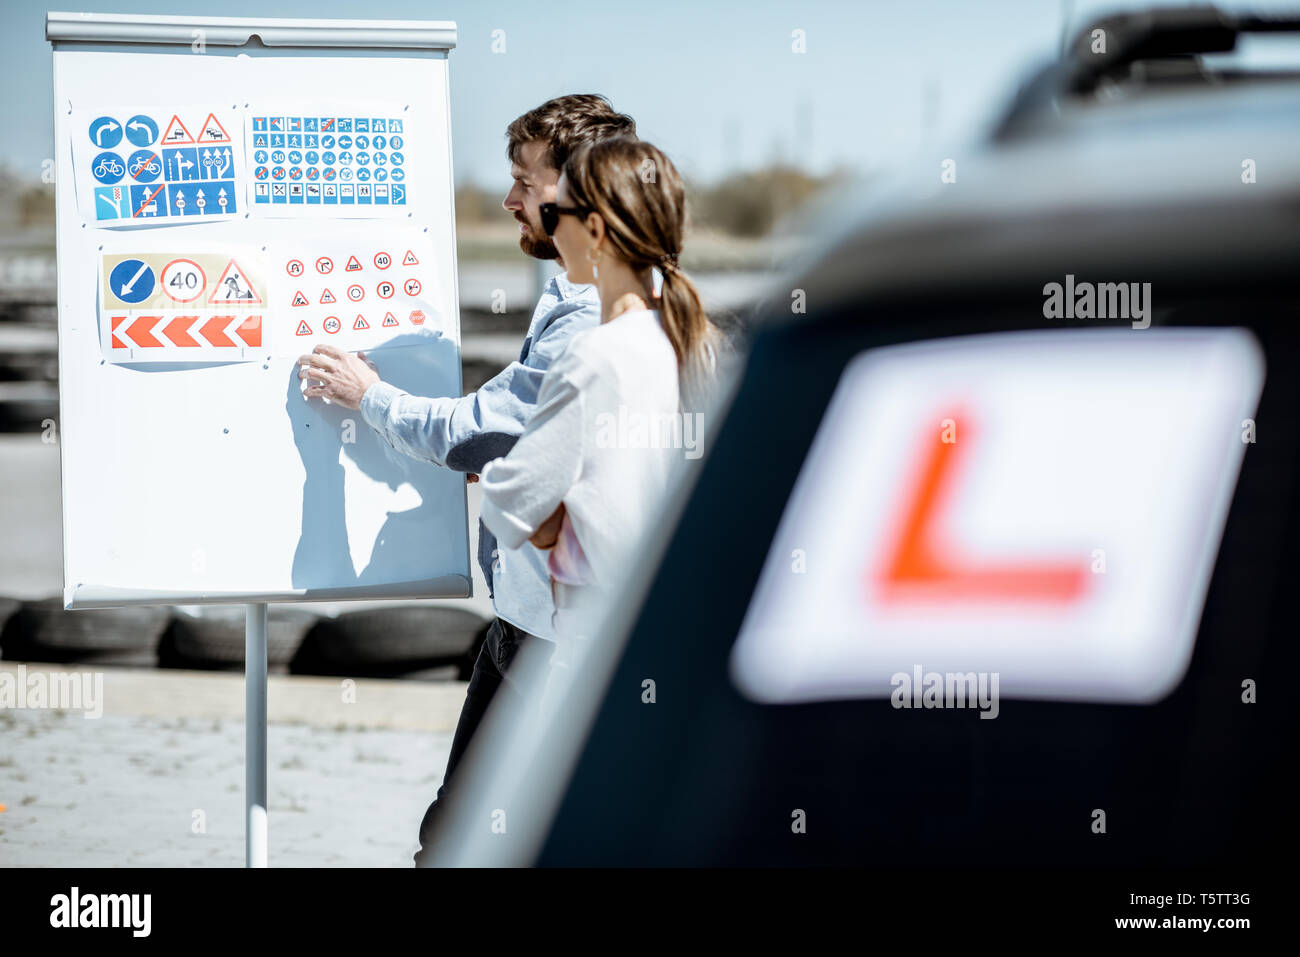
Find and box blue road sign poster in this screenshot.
[245,101,412,217]
[72,107,244,226]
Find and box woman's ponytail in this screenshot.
[657,261,717,411]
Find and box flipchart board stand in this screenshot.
[47,13,467,867]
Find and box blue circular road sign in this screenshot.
[124,115,159,147]
[91,151,124,184]
[89,116,123,149]
[127,149,161,182]
[109,258,156,304]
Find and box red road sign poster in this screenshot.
[267,229,441,356]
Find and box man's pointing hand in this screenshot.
[298,344,380,411]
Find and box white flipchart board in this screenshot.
[48,14,471,609]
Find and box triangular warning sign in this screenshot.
[402,249,419,266]
[198,113,231,144]
[296,320,312,336]
[208,259,264,305]
[319,288,336,304]
[346,256,362,272]
[291,290,309,307]
[160,115,194,145]
[353,315,370,330]
[382,311,399,327]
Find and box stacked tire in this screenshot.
[158,606,319,672]
[0,597,486,680]
[0,597,169,666]
[292,605,490,680]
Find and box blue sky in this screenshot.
[4,0,1297,189]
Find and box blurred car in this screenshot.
[433,5,1300,866]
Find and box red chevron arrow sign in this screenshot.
[108,312,262,359]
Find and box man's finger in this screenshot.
[314,343,345,359]
[300,353,336,371]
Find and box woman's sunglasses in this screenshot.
[539,202,592,236]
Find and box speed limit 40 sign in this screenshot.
[161,258,206,303]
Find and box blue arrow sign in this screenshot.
[109,258,155,303]
[89,116,122,149]
[200,146,233,180]
[124,114,158,147]
[163,148,199,182]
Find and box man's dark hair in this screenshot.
[506,94,636,171]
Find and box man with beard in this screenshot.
[295,94,635,864]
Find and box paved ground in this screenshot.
[0,664,466,867]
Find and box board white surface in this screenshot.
[51,21,470,608]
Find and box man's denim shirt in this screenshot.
[360,272,601,640]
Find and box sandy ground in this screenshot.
[0,664,467,867]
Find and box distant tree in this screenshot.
[453,164,849,238]
[689,166,836,238]
[0,165,55,229]
[455,183,504,224]
[19,185,55,227]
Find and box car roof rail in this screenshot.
[993,4,1300,140]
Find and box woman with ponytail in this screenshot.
[478,137,719,666]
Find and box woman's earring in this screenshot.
[585,245,601,280]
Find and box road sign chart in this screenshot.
[247,101,412,216]
[73,107,243,225]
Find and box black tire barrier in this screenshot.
[0,597,170,663]
[158,606,319,670]
[291,605,489,678]
[0,597,20,633]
